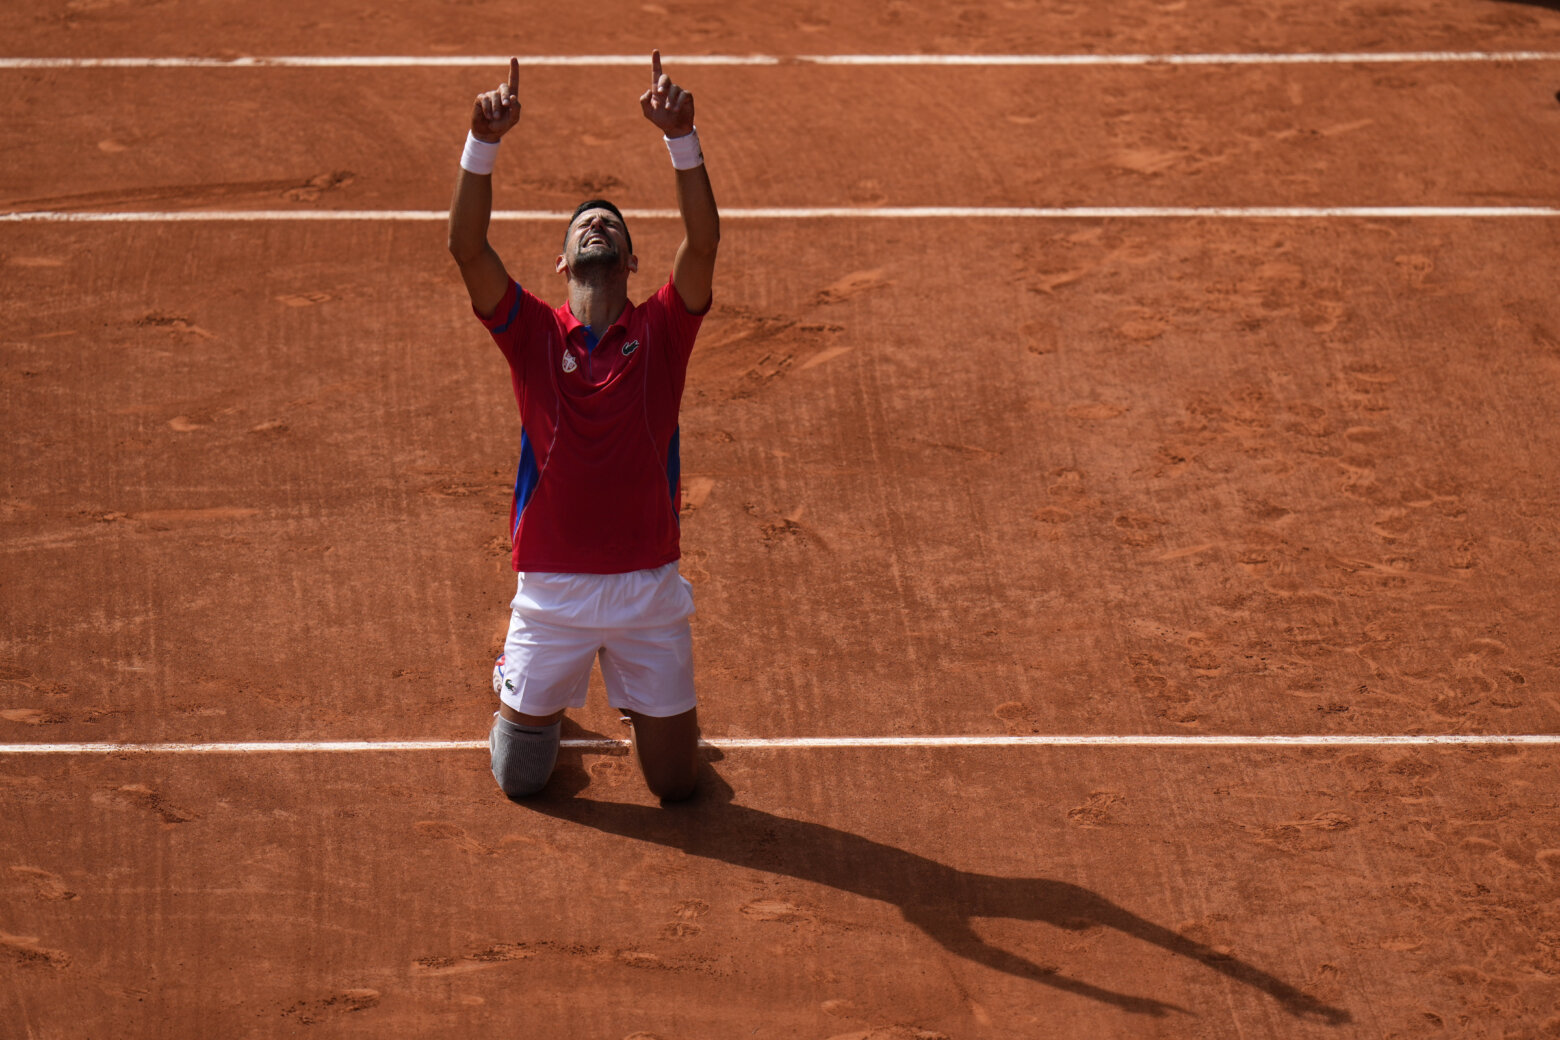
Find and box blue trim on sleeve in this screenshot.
[491,283,523,335]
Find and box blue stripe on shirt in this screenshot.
[512,430,539,538]
[666,425,680,516]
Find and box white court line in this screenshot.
[5,207,1559,223]
[1,734,1557,754]
[1,51,1558,69]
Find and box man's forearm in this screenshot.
[448,167,495,264]
[451,63,519,316]
[674,163,720,255]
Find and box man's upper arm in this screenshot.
[671,240,716,315]
[458,243,513,319]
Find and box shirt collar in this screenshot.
[561,297,636,339]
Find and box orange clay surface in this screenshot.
[4,1,1560,1038]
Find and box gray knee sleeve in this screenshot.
[490,714,561,799]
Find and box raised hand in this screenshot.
[471,58,522,142]
[639,49,695,137]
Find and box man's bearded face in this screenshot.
[568,209,630,271]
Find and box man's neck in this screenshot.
[567,275,629,332]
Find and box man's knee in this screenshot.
[624,708,700,802]
[490,714,561,799]
[647,769,698,803]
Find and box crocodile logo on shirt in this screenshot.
[621,338,640,357]
[561,349,578,373]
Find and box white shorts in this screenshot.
[496,562,696,719]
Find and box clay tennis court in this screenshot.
[4,1,1560,1036]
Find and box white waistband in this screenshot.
[511,561,694,628]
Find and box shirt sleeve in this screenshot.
[475,280,551,373]
[652,275,710,368]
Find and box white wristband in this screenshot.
[461,131,500,175]
[664,127,703,170]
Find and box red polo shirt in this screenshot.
[478,277,706,574]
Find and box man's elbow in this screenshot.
[447,233,484,266]
[687,226,720,258]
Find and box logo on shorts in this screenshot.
[561,349,578,373]
[621,338,640,357]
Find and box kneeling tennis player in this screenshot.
[447,51,719,801]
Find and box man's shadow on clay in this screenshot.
[525,737,1350,1024]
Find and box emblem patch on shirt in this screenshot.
[561,349,578,373]
[621,338,640,357]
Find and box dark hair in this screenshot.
[565,198,632,254]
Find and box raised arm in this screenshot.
[448,58,522,318]
[640,50,719,313]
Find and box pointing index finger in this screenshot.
[651,49,662,84]
[507,57,519,96]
